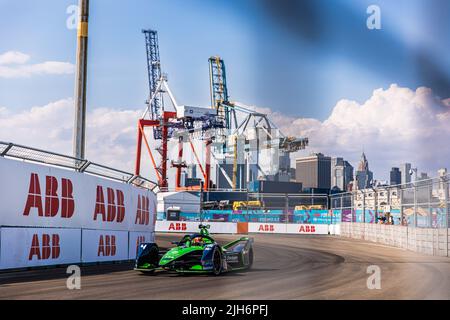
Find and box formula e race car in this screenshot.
[134,224,254,275]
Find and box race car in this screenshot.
[134,224,254,275]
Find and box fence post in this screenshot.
[374,189,378,224]
[445,177,449,228]
[362,191,365,223]
[445,177,449,257]
[285,193,289,225]
[414,183,417,228]
[428,183,432,228]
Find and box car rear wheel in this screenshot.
[212,247,222,276]
[248,248,254,269]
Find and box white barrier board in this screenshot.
[285,224,329,234]
[328,224,341,235]
[81,229,128,263]
[207,222,237,234]
[248,223,287,233]
[155,221,200,233]
[0,157,156,232]
[155,221,237,234]
[128,231,154,259]
[0,227,81,269]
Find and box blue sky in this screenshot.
[1,0,449,183]
[1,0,449,118]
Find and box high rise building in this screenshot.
[390,167,401,185]
[296,153,331,190]
[400,163,412,185]
[355,152,373,190]
[331,157,354,191]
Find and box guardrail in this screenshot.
[0,141,158,191]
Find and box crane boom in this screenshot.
[142,29,163,122]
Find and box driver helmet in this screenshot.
[191,237,203,246]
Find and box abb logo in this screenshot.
[135,195,150,225]
[93,186,125,223]
[299,225,316,233]
[168,222,187,231]
[97,235,116,256]
[258,224,275,232]
[23,173,74,218]
[28,234,60,260]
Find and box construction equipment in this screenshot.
[136,32,308,192]
[136,30,225,191]
[232,201,262,211]
[294,205,325,211]
[208,57,309,190]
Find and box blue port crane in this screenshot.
[142,29,164,139]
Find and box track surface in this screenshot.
[0,233,449,299]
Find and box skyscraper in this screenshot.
[331,157,354,191]
[390,167,401,185]
[400,163,412,185]
[355,152,373,190]
[296,153,331,190]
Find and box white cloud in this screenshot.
[0,99,141,174]
[0,84,448,184]
[0,51,30,65]
[251,84,450,179]
[0,51,74,78]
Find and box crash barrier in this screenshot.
[0,156,157,270]
[0,227,153,269]
[340,223,450,257]
[155,220,238,234]
[155,220,340,235]
[157,209,340,225]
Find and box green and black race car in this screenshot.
[134,224,254,275]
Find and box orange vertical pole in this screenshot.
[175,136,184,188]
[135,120,143,176]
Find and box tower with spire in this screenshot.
[355,152,373,190]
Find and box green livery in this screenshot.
[134,224,254,275]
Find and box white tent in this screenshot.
[157,191,200,214]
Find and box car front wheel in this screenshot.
[212,247,223,276]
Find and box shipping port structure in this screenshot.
[134,29,309,203]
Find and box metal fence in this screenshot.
[0,141,158,191]
[330,174,450,228]
[191,191,333,224]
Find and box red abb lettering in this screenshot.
[116,190,125,223]
[61,178,75,218]
[135,195,150,225]
[258,224,274,232]
[298,225,316,233]
[98,235,117,257]
[168,222,186,231]
[106,188,116,222]
[28,234,61,260]
[45,176,58,217]
[23,173,74,218]
[94,186,125,223]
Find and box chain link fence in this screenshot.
[178,191,332,224]
[330,174,450,228]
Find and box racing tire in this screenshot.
[247,248,254,270]
[212,247,223,276]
